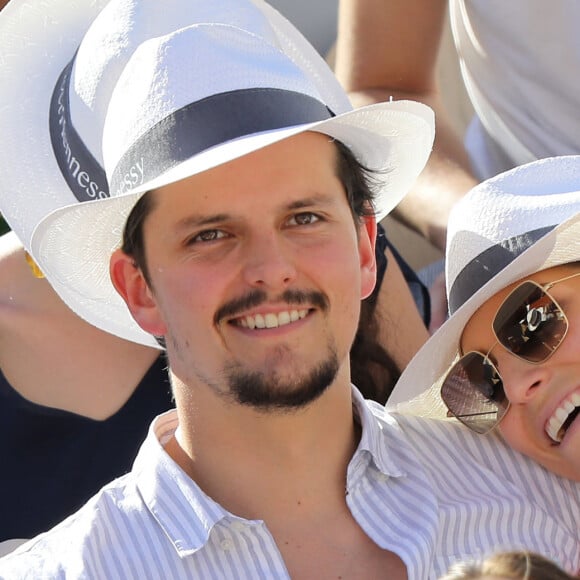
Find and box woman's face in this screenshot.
[460,264,580,481]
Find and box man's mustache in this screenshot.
[214,289,329,325]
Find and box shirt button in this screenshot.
[231,521,246,532]
[221,539,233,551]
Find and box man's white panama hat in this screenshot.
[0,0,434,348]
[388,155,580,418]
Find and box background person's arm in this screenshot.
[378,247,429,371]
[335,0,477,252]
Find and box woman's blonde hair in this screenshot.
[440,551,577,580]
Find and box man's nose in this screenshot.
[241,233,297,290]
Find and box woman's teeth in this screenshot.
[546,392,580,443]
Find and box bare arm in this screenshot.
[0,232,159,419]
[335,0,477,251]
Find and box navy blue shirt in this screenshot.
[377,223,430,327]
[0,355,173,541]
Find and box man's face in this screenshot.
[114,132,377,411]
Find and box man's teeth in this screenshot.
[546,392,580,443]
[237,309,308,329]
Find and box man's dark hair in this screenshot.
[121,139,400,403]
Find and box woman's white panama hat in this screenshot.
[388,155,580,418]
[0,0,434,347]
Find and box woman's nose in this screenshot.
[497,349,552,405]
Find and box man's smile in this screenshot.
[233,308,310,330]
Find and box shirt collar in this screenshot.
[134,410,235,556]
[350,386,407,480]
[135,390,406,555]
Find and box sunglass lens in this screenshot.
[441,352,507,434]
[493,282,567,363]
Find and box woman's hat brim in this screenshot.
[388,211,580,418]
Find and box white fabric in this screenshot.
[1,388,578,579]
[450,0,580,178]
[0,540,26,559]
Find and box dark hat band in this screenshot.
[49,58,110,202]
[448,226,554,314]
[50,55,335,202]
[109,87,334,196]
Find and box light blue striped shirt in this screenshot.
[1,389,578,579]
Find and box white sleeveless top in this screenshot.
[450,0,580,178]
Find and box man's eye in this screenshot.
[190,229,226,243]
[288,212,320,226]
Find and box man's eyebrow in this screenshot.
[286,194,336,210]
[174,213,231,231]
[172,195,336,231]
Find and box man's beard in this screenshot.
[169,288,343,411]
[213,287,339,411]
[223,346,340,412]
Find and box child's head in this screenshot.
[441,551,577,580]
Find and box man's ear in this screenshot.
[359,214,377,300]
[109,249,167,336]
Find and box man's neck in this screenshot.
[163,376,408,579]
[165,375,358,521]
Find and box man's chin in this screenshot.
[227,355,339,412]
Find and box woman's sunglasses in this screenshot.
[441,270,580,434]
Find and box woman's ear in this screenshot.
[359,214,378,300]
[109,249,167,336]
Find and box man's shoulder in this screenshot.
[357,400,580,572]
[363,399,481,450]
[364,400,579,495]
[385,410,536,475]
[385,411,580,513]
